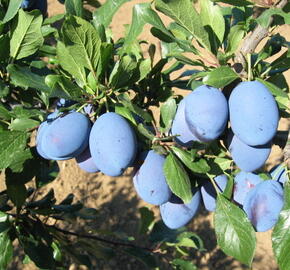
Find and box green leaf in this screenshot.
[57,41,86,86]
[272,181,290,270]
[214,194,256,266]
[212,0,252,6]
[10,10,44,60]
[171,146,210,174]
[7,64,50,93]
[0,104,11,120]
[0,131,28,170]
[9,118,39,131]
[160,97,176,132]
[65,0,83,17]
[203,66,239,88]
[155,0,210,50]
[2,0,22,23]
[172,259,197,270]
[9,149,33,173]
[0,34,10,62]
[0,231,13,270]
[200,0,225,44]
[163,152,192,204]
[62,15,101,73]
[256,8,290,28]
[115,105,137,126]
[225,24,245,55]
[214,157,233,171]
[137,124,155,140]
[93,0,130,28]
[124,248,157,268]
[139,207,155,235]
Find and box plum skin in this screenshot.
[75,147,99,173]
[201,175,228,212]
[184,85,228,142]
[160,189,201,229]
[133,150,171,205]
[89,112,137,177]
[243,180,284,232]
[171,99,199,147]
[233,171,263,205]
[229,81,279,146]
[228,133,271,172]
[41,112,91,160]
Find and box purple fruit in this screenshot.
[270,164,289,186]
[89,112,137,177]
[75,147,99,173]
[228,133,271,172]
[41,112,91,160]
[201,175,228,211]
[184,85,228,142]
[243,180,284,232]
[133,150,171,205]
[171,99,200,147]
[233,171,263,205]
[229,81,279,146]
[160,189,201,229]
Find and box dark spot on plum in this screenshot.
[150,190,155,196]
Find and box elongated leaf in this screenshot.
[93,0,130,28]
[6,178,27,208]
[65,0,83,17]
[155,0,210,50]
[139,207,155,234]
[163,153,192,203]
[0,131,28,169]
[62,15,101,73]
[172,259,197,270]
[160,97,176,132]
[203,66,239,88]
[272,181,290,270]
[214,194,256,266]
[212,0,252,6]
[10,118,39,131]
[124,248,157,268]
[226,24,245,55]
[257,8,290,28]
[10,10,43,60]
[0,34,9,61]
[0,231,13,269]
[2,0,22,23]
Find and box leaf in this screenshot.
[93,0,130,28]
[160,97,177,132]
[256,8,290,28]
[0,104,11,120]
[214,157,233,171]
[9,118,39,131]
[137,124,155,140]
[65,0,83,17]
[214,194,256,266]
[2,0,22,23]
[163,153,192,204]
[57,41,86,86]
[139,207,155,234]
[171,146,210,174]
[212,0,252,6]
[200,0,225,44]
[10,10,44,60]
[155,0,210,50]
[124,248,157,268]
[62,15,101,73]
[115,105,137,126]
[225,24,245,55]
[0,34,10,62]
[172,259,197,270]
[203,66,239,88]
[272,181,290,270]
[0,231,13,270]
[0,131,28,170]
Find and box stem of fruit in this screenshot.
[247,54,253,81]
[206,174,220,194]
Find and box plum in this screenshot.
[83,104,94,115]
[270,164,289,186]
[75,147,99,173]
[21,0,34,9]
[201,175,228,211]
[233,171,263,205]
[228,133,271,172]
[36,121,51,159]
[133,150,171,205]
[171,99,200,147]
[89,112,137,177]
[160,189,201,229]
[184,85,228,142]
[41,112,91,160]
[243,180,284,232]
[56,99,76,109]
[229,81,279,146]
[21,0,47,16]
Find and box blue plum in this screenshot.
[243,180,284,232]
[270,164,289,186]
[201,175,228,211]
[133,150,171,205]
[83,104,94,115]
[33,0,47,16]
[89,112,137,177]
[184,85,228,142]
[21,0,34,9]
[56,99,76,109]
[229,81,279,146]
[160,189,201,229]
[75,147,99,173]
[228,133,271,172]
[233,171,263,205]
[171,99,200,147]
[41,112,91,160]
[36,121,51,159]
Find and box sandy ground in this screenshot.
[8,0,290,269]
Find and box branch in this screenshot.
[47,224,157,253]
[235,0,288,71]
